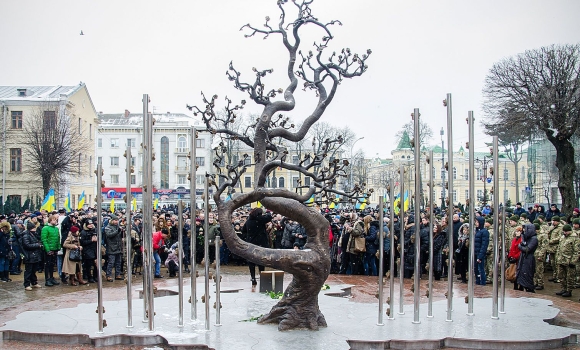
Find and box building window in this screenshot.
[453,167,457,180]
[110,157,119,166]
[160,136,169,189]
[278,177,285,188]
[97,138,102,148]
[177,155,187,170]
[78,153,82,173]
[131,157,136,166]
[97,157,102,165]
[196,139,205,148]
[89,156,93,177]
[272,176,277,188]
[520,166,525,180]
[244,156,252,165]
[244,176,252,188]
[292,176,299,188]
[477,168,483,180]
[503,168,508,180]
[178,175,187,184]
[127,138,136,147]
[89,124,92,139]
[78,118,82,134]
[11,111,22,129]
[43,110,56,128]
[453,190,457,202]
[292,155,299,165]
[440,168,445,180]
[131,175,136,185]
[196,175,205,185]
[465,190,469,201]
[195,157,205,167]
[464,169,469,181]
[178,136,187,149]
[477,190,483,201]
[304,177,311,186]
[110,138,119,148]
[10,148,21,172]
[111,174,119,184]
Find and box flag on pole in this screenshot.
[304,195,315,206]
[393,194,401,215]
[64,192,72,212]
[110,198,115,212]
[153,198,159,210]
[131,197,137,211]
[403,191,410,212]
[77,191,85,210]
[40,189,55,212]
[256,201,263,208]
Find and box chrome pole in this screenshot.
[398,165,405,315]
[204,175,210,330]
[499,205,506,313]
[96,164,104,333]
[215,235,222,326]
[467,111,475,316]
[142,94,155,329]
[189,126,197,320]
[446,93,454,322]
[377,199,384,326]
[427,150,434,318]
[125,145,133,328]
[388,178,395,320]
[412,108,421,324]
[491,136,500,320]
[178,200,184,327]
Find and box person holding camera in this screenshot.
[21,222,44,290]
[80,219,98,283]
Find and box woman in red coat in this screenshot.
[508,226,523,290]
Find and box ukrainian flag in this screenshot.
[153,198,159,210]
[132,197,137,211]
[77,191,85,210]
[403,191,410,212]
[256,201,263,208]
[393,194,401,215]
[40,188,55,212]
[64,192,72,212]
[110,197,115,212]
[304,195,315,207]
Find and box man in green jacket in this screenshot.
[555,224,578,297]
[41,214,61,287]
[547,216,563,283]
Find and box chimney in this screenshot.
[124,109,130,118]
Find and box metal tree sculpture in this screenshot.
[187,0,370,331]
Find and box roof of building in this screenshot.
[0,85,83,101]
[98,112,202,127]
[396,131,412,150]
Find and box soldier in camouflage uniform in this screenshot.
[485,218,495,284]
[519,213,528,226]
[533,221,549,290]
[555,224,578,297]
[547,216,563,283]
[573,219,580,288]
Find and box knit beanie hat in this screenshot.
[26,221,36,230]
[552,216,560,222]
[534,223,541,231]
[520,213,528,219]
[563,224,572,232]
[485,218,493,225]
[573,219,580,226]
[533,219,540,224]
[510,215,519,222]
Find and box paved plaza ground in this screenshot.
[1,265,580,349]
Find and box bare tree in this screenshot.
[22,102,89,197]
[394,119,433,146]
[187,1,370,330]
[483,44,580,215]
[483,109,530,203]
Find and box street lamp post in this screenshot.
[475,155,493,207]
[440,127,445,210]
[349,136,364,190]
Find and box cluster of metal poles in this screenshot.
[376,93,507,324]
[93,94,223,333]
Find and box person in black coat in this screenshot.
[419,217,430,275]
[473,216,490,285]
[403,215,416,279]
[21,222,44,290]
[516,223,538,293]
[241,207,272,285]
[80,220,98,283]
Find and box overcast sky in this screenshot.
[2,0,579,158]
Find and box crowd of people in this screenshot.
[1,201,579,300]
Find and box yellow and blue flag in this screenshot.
[77,191,85,210]
[304,195,315,207]
[153,198,159,210]
[64,192,72,212]
[40,188,55,212]
[132,197,137,211]
[110,197,115,212]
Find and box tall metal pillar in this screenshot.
[377,199,384,326]
[398,165,405,315]
[491,136,500,319]
[427,150,434,318]
[445,93,454,322]
[142,94,155,330]
[189,126,197,320]
[178,200,184,327]
[467,111,475,316]
[388,178,395,320]
[204,175,210,330]
[499,205,506,313]
[96,164,104,333]
[124,146,133,328]
[412,108,421,324]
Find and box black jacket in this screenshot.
[516,223,538,290]
[80,227,98,260]
[242,213,272,248]
[20,230,43,264]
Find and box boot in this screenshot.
[69,274,78,286]
[561,291,572,297]
[0,271,8,282]
[77,273,88,285]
